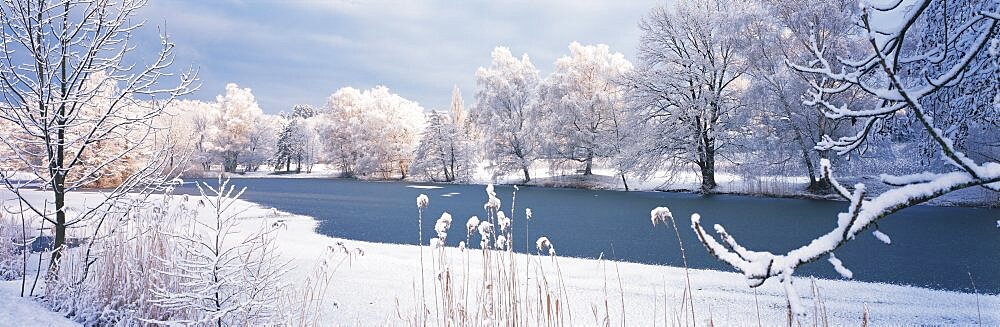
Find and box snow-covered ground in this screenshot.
[3,189,995,325]
[0,281,78,326]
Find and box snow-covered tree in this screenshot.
[410,111,474,182]
[624,0,750,193]
[741,0,865,192]
[241,114,280,172]
[317,86,425,178]
[165,100,220,172]
[902,0,1000,166]
[275,116,320,173]
[67,73,159,188]
[472,47,542,182]
[0,0,195,275]
[538,42,632,175]
[449,85,468,129]
[690,0,1000,316]
[214,83,270,172]
[292,104,318,119]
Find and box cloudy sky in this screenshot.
[138,0,663,113]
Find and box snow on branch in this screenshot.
[691,0,1000,316]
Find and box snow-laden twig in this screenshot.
[827,254,853,279]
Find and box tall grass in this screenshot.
[404,185,572,326]
[0,209,25,281]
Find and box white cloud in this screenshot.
[135,0,663,112]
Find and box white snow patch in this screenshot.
[0,281,78,326]
[873,230,892,245]
[407,185,443,190]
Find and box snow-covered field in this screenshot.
[2,189,995,325]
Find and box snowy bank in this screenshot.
[1,189,997,325]
[213,195,1000,325]
[193,162,999,208]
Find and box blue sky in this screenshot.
[138,0,662,113]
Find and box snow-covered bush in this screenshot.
[148,178,289,325]
[29,178,346,326]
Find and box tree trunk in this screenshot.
[286,157,291,173]
[697,116,718,193]
[51,18,68,277]
[522,167,531,182]
[802,149,831,193]
[779,97,829,194]
[700,163,716,193]
[814,115,833,190]
[223,152,239,173]
[449,143,457,181]
[621,173,630,191]
[700,147,717,193]
[296,155,302,173]
[583,151,593,175]
[50,175,66,276]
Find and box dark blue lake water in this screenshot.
[175,178,1000,294]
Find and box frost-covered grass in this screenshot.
[404,185,576,326]
[0,213,25,282]
[0,181,352,326]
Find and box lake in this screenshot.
[175,178,1000,294]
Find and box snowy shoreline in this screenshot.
[1,189,997,325]
[190,169,999,209]
[192,197,1000,325]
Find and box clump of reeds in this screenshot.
[407,184,571,326]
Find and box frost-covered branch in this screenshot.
[690,0,1000,316]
